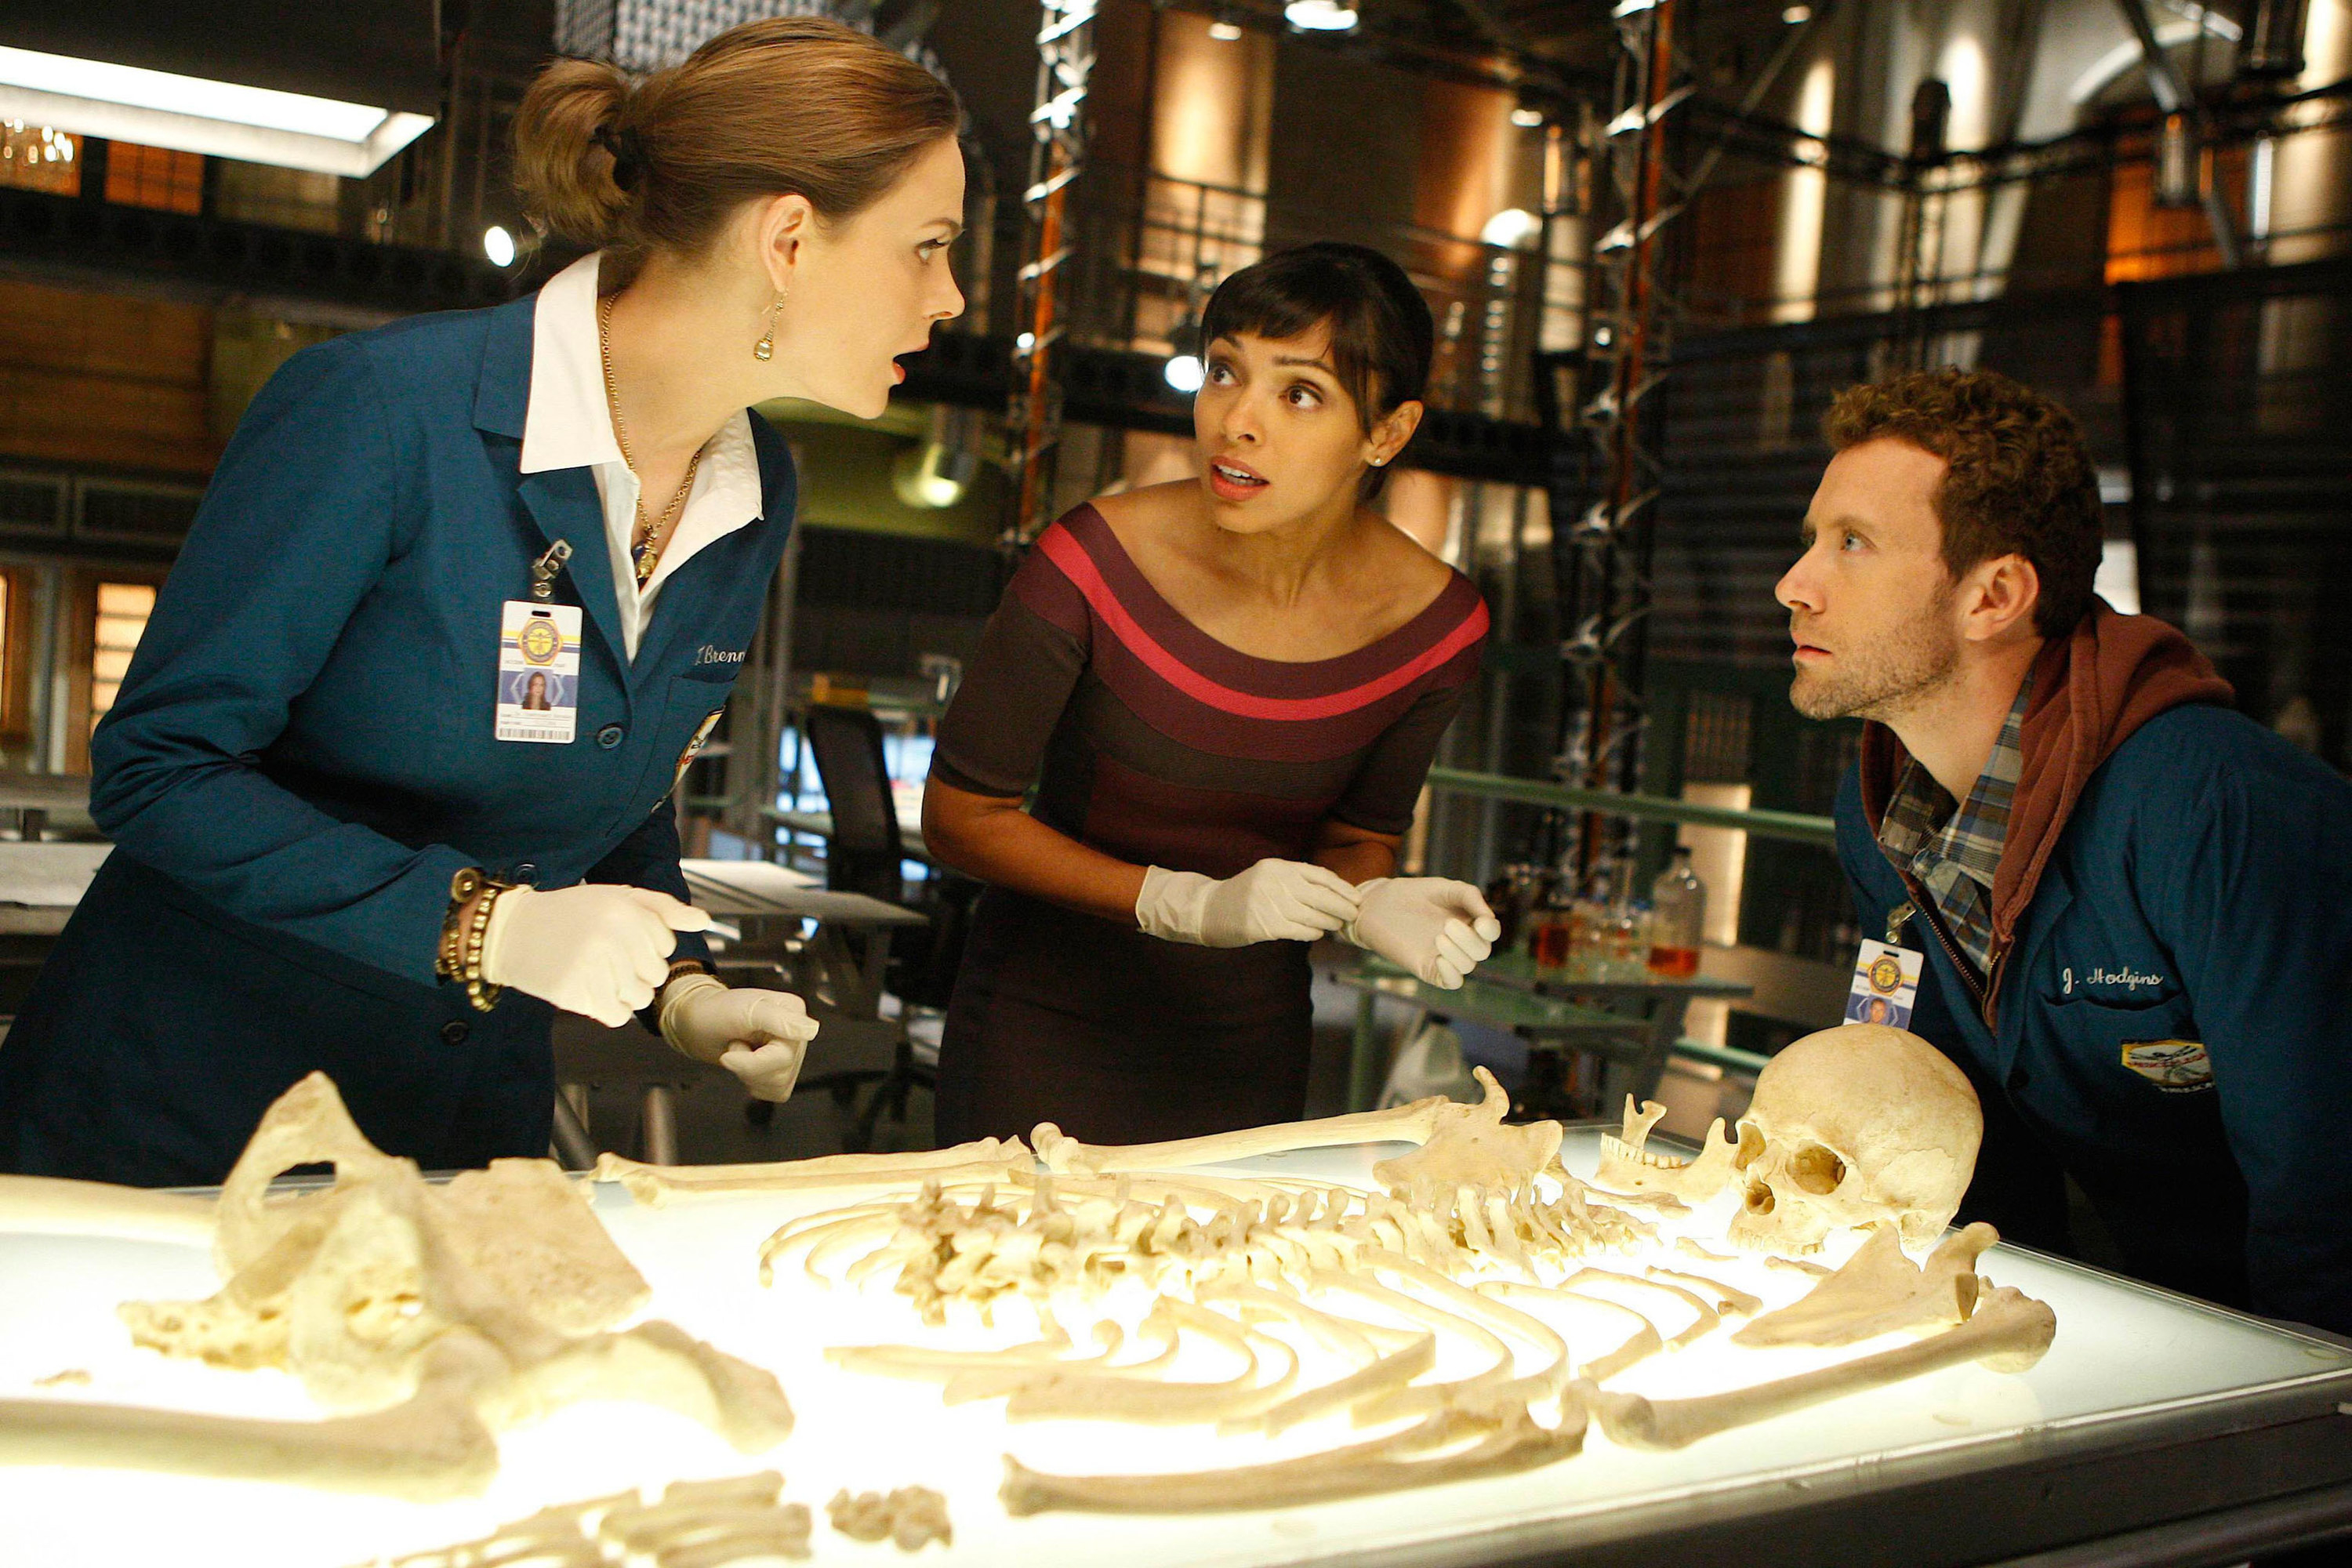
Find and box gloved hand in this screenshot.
[659,974,820,1102]
[1344,877,1502,989]
[1134,858,1363,948]
[479,884,711,1027]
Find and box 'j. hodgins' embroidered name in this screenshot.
[2063,964,2166,993]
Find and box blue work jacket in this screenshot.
[0,290,797,1185]
[1837,703,2352,1335]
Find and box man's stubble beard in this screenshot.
[1789,591,1962,723]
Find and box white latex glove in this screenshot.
[479,884,711,1028]
[1344,877,1503,989]
[659,974,820,1102]
[1134,858,1363,948]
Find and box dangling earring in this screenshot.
[753,293,786,362]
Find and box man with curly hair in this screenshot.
[1777,366,2352,1336]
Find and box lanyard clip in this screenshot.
[1886,901,1915,946]
[529,539,574,602]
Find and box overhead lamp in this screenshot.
[1163,354,1206,394]
[1781,4,1813,20]
[1511,106,1544,128]
[482,225,517,268]
[1284,0,1360,33]
[0,44,432,176]
[892,405,983,510]
[1480,208,1544,250]
[1207,17,1244,41]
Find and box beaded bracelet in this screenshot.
[437,867,516,1013]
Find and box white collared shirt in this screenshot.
[518,252,764,661]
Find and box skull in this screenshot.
[1728,1024,1982,1255]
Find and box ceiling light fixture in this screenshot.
[482,225,517,268]
[1782,4,1813,22]
[1163,354,1206,393]
[1207,18,1244,41]
[1284,0,1360,33]
[0,44,432,177]
[1511,106,1544,128]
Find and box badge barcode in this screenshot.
[500,724,572,742]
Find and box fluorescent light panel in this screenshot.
[0,45,431,176]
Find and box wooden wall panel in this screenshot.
[0,278,218,476]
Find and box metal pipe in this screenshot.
[1424,767,1838,848]
[2112,0,2243,267]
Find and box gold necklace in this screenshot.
[598,292,705,588]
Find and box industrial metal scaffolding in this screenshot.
[1004,0,1098,546]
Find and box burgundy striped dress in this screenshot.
[929,503,1488,1145]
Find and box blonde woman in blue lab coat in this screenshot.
[0,20,968,1185]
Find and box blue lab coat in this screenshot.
[0,289,797,1186]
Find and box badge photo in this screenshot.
[1845,937,1924,1029]
[495,601,583,745]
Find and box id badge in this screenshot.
[1846,938,1923,1029]
[495,601,582,744]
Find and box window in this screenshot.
[90,581,156,728]
[105,141,205,215]
[0,122,78,196]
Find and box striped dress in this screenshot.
[929,503,1488,1145]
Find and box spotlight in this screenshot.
[1284,0,1359,33]
[1207,18,1243,41]
[1511,107,1544,128]
[482,224,516,267]
[892,405,982,510]
[1781,4,1813,21]
[1480,208,1544,250]
[1163,354,1206,393]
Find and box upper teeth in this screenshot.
[1215,464,1258,482]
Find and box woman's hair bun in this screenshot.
[512,58,635,249]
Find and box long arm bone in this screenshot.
[1032,1098,1450,1178]
[593,1140,1033,1206]
[0,1175,216,1245]
[1586,1285,2058,1450]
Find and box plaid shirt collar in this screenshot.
[1876,673,2032,982]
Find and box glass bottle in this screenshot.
[1647,845,1707,979]
[1528,861,1577,970]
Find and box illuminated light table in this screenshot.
[2,1129,2349,1568]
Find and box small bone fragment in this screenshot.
[1032,1098,1450,1178]
[0,1175,216,1244]
[31,1370,91,1388]
[1593,1098,1738,1204]
[594,1139,1033,1205]
[1372,1070,1563,1198]
[1586,1285,2057,1450]
[660,1470,785,1509]
[1677,1236,1737,1265]
[1734,1223,1998,1348]
[827,1486,953,1550]
[1766,1254,1833,1277]
[1645,1265,1763,1317]
[1002,1403,1586,1515]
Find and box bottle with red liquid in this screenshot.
[1647,846,1706,979]
[1528,863,1577,970]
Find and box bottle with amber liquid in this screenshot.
[1647,846,1706,979]
[1528,860,1578,970]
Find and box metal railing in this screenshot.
[1422,767,1838,848]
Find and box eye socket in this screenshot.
[1789,1142,1848,1195]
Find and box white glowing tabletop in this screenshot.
[2,1129,2348,1567]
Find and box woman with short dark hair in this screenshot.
[924,242,1499,1146]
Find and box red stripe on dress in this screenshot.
[1036,524,1489,721]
